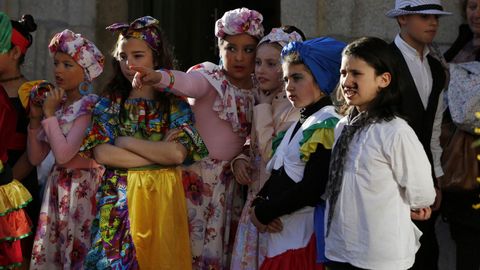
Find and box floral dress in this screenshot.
[178,62,255,270]
[29,94,104,270]
[83,94,207,270]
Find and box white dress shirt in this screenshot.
[394,34,444,177]
[325,117,436,270]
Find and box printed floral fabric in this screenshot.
[189,62,255,138]
[214,8,264,39]
[447,61,480,133]
[81,95,207,163]
[259,27,303,48]
[30,92,103,269]
[84,169,137,270]
[106,16,162,54]
[48,29,104,81]
[83,94,207,269]
[37,94,98,146]
[182,158,244,270]
[30,166,104,270]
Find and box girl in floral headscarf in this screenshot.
[129,7,263,269]
[82,16,207,270]
[28,29,105,269]
[230,25,305,270]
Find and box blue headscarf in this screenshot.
[281,37,346,95]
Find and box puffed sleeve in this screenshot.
[386,121,436,208]
[80,96,120,152]
[167,94,208,164]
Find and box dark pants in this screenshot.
[326,261,366,270]
[410,212,439,270]
[450,222,480,270]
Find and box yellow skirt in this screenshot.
[127,168,192,270]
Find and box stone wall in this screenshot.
[281,0,464,49]
[1,0,128,88]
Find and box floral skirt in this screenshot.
[86,167,192,270]
[230,193,268,270]
[30,165,104,270]
[182,158,244,270]
[0,180,33,269]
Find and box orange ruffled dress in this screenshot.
[0,178,33,269]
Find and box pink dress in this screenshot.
[231,89,300,269]
[28,94,105,270]
[156,62,255,269]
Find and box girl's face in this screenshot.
[466,0,480,35]
[398,14,439,50]
[117,38,155,82]
[340,55,391,112]
[255,43,283,93]
[219,33,257,87]
[53,52,85,92]
[282,63,322,108]
[0,46,21,76]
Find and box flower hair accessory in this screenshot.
[215,7,264,39]
[258,27,303,48]
[48,29,104,81]
[107,16,162,53]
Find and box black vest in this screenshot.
[390,43,446,179]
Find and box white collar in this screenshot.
[395,34,430,60]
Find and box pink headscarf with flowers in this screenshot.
[258,27,303,48]
[48,29,104,81]
[215,7,264,40]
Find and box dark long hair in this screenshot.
[342,37,401,121]
[102,24,176,112]
[10,14,36,65]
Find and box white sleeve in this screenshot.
[431,90,444,178]
[388,123,436,208]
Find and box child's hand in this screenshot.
[163,128,182,142]
[250,207,267,233]
[266,218,283,233]
[29,103,43,119]
[410,207,432,220]
[130,65,163,89]
[43,87,64,118]
[29,104,44,129]
[232,158,252,185]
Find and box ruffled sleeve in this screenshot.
[189,62,254,138]
[299,117,338,162]
[167,94,208,164]
[80,96,120,151]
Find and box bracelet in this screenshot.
[161,69,175,92]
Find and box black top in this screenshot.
[7,97,28,165]
[253,96,332,225]
[390,43,446,186]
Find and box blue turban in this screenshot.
[281,37,346,95]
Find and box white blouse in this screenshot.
[325,116,436,270]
